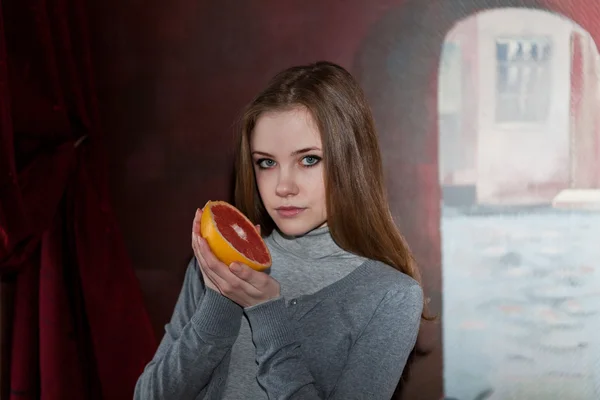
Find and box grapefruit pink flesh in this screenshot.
[211,204,271,265]
[200,201,272,271]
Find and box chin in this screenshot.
[273,218,324,238]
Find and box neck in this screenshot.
[271,225,355,260]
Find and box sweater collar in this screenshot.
[270,225,355,260]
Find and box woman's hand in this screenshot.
[191,208,280,307]
[192,208,220,292]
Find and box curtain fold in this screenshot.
[0,0,157,398]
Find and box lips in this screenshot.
[277,206,303,211]
[275,206,305,217]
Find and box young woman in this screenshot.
[134,61,425,400]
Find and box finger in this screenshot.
[192,233,208,267]
[198,239,260,295]
[196,236,222,268]
[194,238,226,284]
[192,207,212,263]
[230,262,270,290]
[255,224,261,235]
[202,259,261,299]
[198,257,229,291]
[192,208,202,235]
[197,237,239,282]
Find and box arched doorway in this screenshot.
[353,0,600,399]
[440,7,600,400]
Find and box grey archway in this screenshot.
[351,1,588,399]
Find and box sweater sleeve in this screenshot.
[134,258,244,400]
[244,284,423,400]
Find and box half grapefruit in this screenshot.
[200,200,272,271]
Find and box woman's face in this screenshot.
[250,107,327,237]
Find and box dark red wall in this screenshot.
[89,0,419,350]
[88,0,600,398]
[89,0,398,332]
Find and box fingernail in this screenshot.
[200,239,210,251]
[230,263,240,272]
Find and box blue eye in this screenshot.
[302,156,321,167]
[257,159,276,169]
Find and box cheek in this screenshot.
[254,170,273,198]
[314,167,326,191]
[304,167,326,198]
[316,170,327,212]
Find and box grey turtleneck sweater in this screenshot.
[134,226,423,400]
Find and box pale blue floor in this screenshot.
[442,208,600,400]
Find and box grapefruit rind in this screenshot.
[200,200,272,272]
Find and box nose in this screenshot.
[275,168,299,198]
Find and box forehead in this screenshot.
[250,108,322,152]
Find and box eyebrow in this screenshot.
[251,147,321,157]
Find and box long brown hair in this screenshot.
[234,61,429,320]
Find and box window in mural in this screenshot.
[495,37,553,123]
[439,41,463,115]
[441,8,600,400]
[438,41,468,185]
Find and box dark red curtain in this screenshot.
[0,0,156,399]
